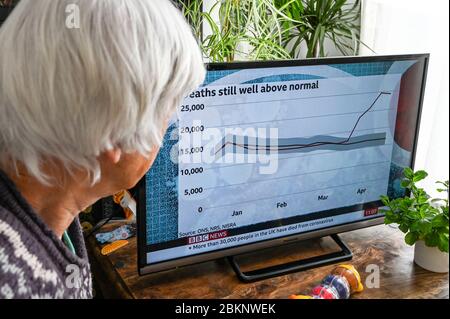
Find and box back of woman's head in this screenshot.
[0,0,205,184]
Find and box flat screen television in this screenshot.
[137,54,429,279]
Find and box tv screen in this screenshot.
[137,54,429,275]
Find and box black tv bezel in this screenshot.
[137,54,430,276]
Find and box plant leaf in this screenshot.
[438,233,449,253]
[405,232,419,246]
[424,232,440,247]
[399,223,409,233]
[413,170,428,182]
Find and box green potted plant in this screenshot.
[182,0,293,62]
[381,168,449,273]
[182,0,369,61]
[274,0,372,58]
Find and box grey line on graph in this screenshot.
[215,133,386,159]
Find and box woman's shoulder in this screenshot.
[0,206,59,297]
[0,206,92,299]
[0,207,44,296]
[0,171,93,299]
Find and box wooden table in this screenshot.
[87,223,449,299]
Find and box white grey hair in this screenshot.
[0,0,205,184]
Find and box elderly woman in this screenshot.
[0,0,205,299]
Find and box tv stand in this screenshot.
[227,234,353,283]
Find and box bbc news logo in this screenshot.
[188,230,228,244]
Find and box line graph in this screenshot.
[176,70,403,236]
[214,92,391,157]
